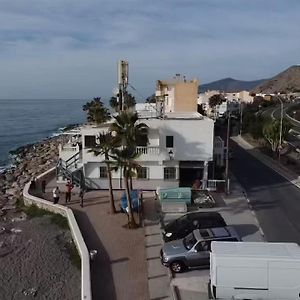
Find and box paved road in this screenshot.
[230,141,300,243]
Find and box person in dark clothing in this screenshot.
[65,180,74,203]
[79,188,85,208]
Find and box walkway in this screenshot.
[43,178,149,300]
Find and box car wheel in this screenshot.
[170,261,185,273]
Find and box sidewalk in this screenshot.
[44,179,149,300]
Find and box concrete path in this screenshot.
[43,179,149,300]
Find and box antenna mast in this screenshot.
[117,60,129,111]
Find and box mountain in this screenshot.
[251,65,300,94]
[199,78,267,93]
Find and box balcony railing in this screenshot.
[136,146,160,155]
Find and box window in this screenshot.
[164,167,176,180]
[136,134,148,147]
[85,135,96,148]
[137,167,148,179]
[99,166,107,178]
[166,136,174,148]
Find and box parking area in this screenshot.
[159,176,264,300]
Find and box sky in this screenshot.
[0,0,300,100]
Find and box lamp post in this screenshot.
[239,101,243,136]
[225,113,231,195]
[278,98,283,163]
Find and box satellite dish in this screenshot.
[112,87,119,96]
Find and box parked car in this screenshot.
[162,212,226,242]
[160,226,240,273]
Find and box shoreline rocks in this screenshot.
[0,135,69,210]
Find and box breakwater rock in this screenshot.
[0,135,68,210]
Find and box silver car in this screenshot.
[160,226,240,273]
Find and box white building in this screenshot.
[59,110,215,190]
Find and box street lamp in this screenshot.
[278,98,283,162]
[239,100,243,136]
[168,150,174,160]
[225,113,231,195]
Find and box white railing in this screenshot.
[23,167,92,300]
[136,146,160,155]
[59,143,80,152]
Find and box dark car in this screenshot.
[161,226,240,273]
[162,212,226,242]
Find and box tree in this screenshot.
[110,111,148,228]
[89,132,117,214]
[208,94,225,108]
[123,92,136,110]
[111,147,141,228]
[110,96,119,112]
[110,111,148,148]
[110,92,136,112]
[83,97,110,124]
[263,119,291,153]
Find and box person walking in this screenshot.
[65,180,74,203]
[79,187,85,208]
[53,186,60,204]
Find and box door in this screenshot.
[186,241,211,267]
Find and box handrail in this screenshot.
[23,167,92,300]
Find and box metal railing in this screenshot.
[136,146,160,155]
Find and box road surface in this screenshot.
[230,141,300,243]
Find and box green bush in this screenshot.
[25,204,69,230]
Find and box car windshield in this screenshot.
[183,232,197,250]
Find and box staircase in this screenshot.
[56,151,92,190]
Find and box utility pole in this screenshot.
[239,100,243,136]
[225,113,231,195]
[278,97,283,163]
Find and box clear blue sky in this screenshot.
[0,0,299,100]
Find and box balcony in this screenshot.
[136,146,170,161]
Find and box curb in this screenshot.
[167,269,180,300]
[242,190,266,241]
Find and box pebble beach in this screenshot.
[0,134,81,300]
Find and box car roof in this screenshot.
[193,226,239,241]
[186,211,222,220]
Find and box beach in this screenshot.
[0,134,81,300]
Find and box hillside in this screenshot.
[199,78,266,93]
[252,65,300,94]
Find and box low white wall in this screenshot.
[23,167,92,300]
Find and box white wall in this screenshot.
[143,118,214,162]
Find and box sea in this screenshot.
[0,99,89,171]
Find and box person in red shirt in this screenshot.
[65,180,74,203]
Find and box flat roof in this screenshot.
[211,241,300,259]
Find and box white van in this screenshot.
[209,241,300,299]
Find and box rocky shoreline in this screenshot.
[0,134,69,211]
[0,133,81,299]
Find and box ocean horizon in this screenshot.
[0,98,89,170]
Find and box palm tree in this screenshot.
[83,97,110,124]
[89,132,117,214]
[111,147,140,228]
[109,110,148,228]
[110,111,148,148]
[110,111,148,190]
